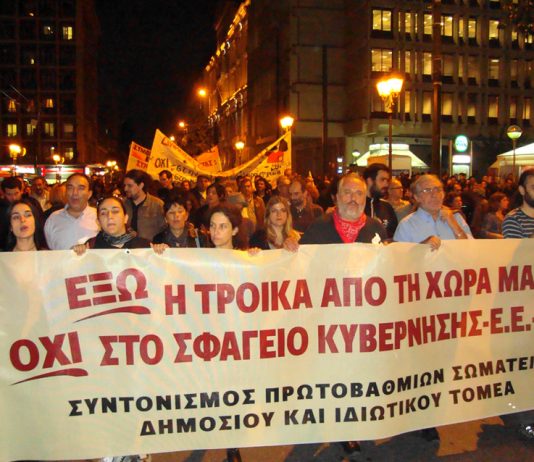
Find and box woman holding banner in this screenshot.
[3,199,48,252]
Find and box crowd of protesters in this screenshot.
[1,165,533,461]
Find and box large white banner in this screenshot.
[147,129,291,185]
[0,240,533,460]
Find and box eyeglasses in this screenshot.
[419,186,444,195]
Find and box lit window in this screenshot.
[442,16,453,37]
[467,94,477,117]
[43,25,54,36]
[489,58,499,80]
[45,98,54,109]
[62,26,73,40]
[404,12,413,35]
[488,96,499,118]
[423,52,432,75]
[7,123,18,137]
[372,10,392,31]
[63,122,74,135]
[510,97,517,119]
[423,92,432,115]
[403,50,412,74]
[371,49,393,72]
[443,93,453,116]
[8,100,17,112]
[424,14,432,36]
[489,20,499,40]
[512,30,518,42]
[404,90,411,114]
[26,123,35,136]
[44,122,55,137]
[468,18,477,39]
[443,54,455,77]
[524,98,531,120]
[64,147,74,160]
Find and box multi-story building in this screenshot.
[203,0,534,176]
[0,0,99,167]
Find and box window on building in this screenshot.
[488,58,499,83]
[510,96,517,119]
[524,98,531,121]
[372,9,392,31]
[21,46,37,65]
[443,54,455,79]
[423,52,432,76]
[371,49,393,72]
[64,146,75,160]
[63,122,74,137]
[423,91,432,115]
[511,30,519,46]
[62,26,74,40]
[442,93,453,117]
[7,99,17,112]
[42,25,54,37]
[44,122,55,137]
[442,15,453,39]
[403,50,412,75]
[404,90,411,115]
[7,123,18,137]
[467,94,477,119]
[44,98,54,109]
[467,56,479,83]
[423,14,432,36]
[403,12,415,36]
[510,59,519,84]
[488,95,499,119]
[468,18,477,42]
[26,123,36,136]
[489,19,499,44]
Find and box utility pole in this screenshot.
[432,0,442,175]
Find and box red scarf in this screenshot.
[333,209,367,243]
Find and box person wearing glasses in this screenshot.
[393,174,472,250]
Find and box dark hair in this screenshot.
[1,176,24,192]
[159,170,172,179]
[363,163,391,182]
[444,192,461,208]
[5,199,48,251]
[97,195,126,215]
[163,196,189,214]
[31,175,47,184]
[289,178,306,193]
[518,168,534,189]
[208,204,247,249]
[125,169,150,191]
[66,172,92,189]
[488,192,507,213]
[207,182,227,200]
[254,175,272,191]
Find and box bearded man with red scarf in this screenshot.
[300,173,387,245]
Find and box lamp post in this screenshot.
[9,143,25,176]
[235,140,245,164]
[376,75,404,170]
[506,125,522,182]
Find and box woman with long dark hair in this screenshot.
[4,199,48,251]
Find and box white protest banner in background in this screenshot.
[147,129,291,185]
[126,141,151,172]
[196,146,222,173]
[0,240,532,460]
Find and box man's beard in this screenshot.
[371,185,385,199]
[523,190,534,208]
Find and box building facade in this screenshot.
[0,0,99,167]
[204,0,534,176]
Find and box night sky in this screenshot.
[95,0,222,153]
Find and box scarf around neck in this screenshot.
[102,230,137,247]
[333,208,367,243]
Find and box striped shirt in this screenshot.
[502,208,534,239]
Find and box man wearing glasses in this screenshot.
[393,174,472,249]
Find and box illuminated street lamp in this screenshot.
[235,140,245,163]
[506,125,522,182]
[9,143,25,176]
[279,115,295,132]
[169,135,176,142]
[198,88,207,98]
[178,120,186,129]
[376,74,404,169]
[53,153,64,183]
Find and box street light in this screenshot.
[198,88,207,98]
[376,74,404,169]
[178,120,186,129]
[9,144,25,176]
[235,140,245,163]
[506,125,522,182]
[279,115,295,132]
